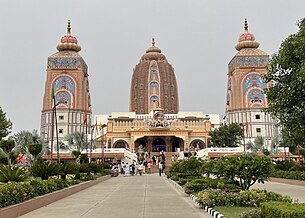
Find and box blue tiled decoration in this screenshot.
[228,55,268,73]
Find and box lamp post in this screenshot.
[240,123,246,152]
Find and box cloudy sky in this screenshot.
[0,0,304,134]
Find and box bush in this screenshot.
[72,150,81,158]
[240,208,261,218]
[270,170,305,180]
[260,202,305,218]
[274,160,301,171]
[30,161,61,180]
[184,178,239,194]
[0,165,29,182]
[0,182,34,208]
[59,163,79,180]
[196,189,292,207]
[28,143,43,158]
[88,163,103,174]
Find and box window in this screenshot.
[59,115,64,120]
[256,128,261,133]
[59,129,63,134]
[255,115,260,119]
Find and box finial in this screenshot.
[244,18,248,32]
[67,20,71,34]
[152,38,155,47]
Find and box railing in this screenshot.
[112,119,206,127]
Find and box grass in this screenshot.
[214,206,253,218]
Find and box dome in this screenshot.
[130,38,179,114]
[141,38,166,61]
[235,19,260,51]
[56,20,81,52]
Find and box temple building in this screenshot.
[94,39,216,158]
[224,19,278,148]
[40,20,92,143]
[129,39,179,114]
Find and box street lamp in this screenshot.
[240,123,246,152]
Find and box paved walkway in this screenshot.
[252,181,305,203]
[19,174,210,218]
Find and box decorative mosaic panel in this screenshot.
[53,76,75,96]
[247,89,265,107]
[228,55,268,73]
[48,57,81,69]
[55,91,72,107]
[243,73,266,94]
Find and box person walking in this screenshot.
[124,163,130,176]
[147,161,152,174]
[138,162,143,176]
[158,160,163,176]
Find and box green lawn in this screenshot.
[214,206,253,218]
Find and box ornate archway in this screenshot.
[190,139,206,150]
[152,138,166,152]
[113,140,129,149]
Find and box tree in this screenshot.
[264,18,305,147]
[209,123,243,147]
[12,130,42,153]
[0,140,17,165]
[28,143,43,159]
[64,132,87,151]
[0,106,12,140]
[215,154,273,190]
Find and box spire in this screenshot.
[244,18,248,32]
[67,19,71,35]
[56,20,81,52]
[152,38,155,47]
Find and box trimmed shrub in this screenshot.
[270,170,305,180]
[184,178,239,194]
[240,208,261,218]
[260,202,305,218]
[0,165,29,182]
[196,189,292,207]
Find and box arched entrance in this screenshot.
[113,140,129,150]
[190,139,206,150]
[152,138,166,152]
[171,137,183,152]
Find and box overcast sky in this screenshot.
[0,0,304,135]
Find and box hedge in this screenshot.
[270,170,305,180]
[260,202,305,218]
[196,189,292,207]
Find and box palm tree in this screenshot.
[11,130,47,164]
[64,132,87,152]
[254,136,264,152]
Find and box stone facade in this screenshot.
[95,110,212,153]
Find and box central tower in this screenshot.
[129,39,179,114]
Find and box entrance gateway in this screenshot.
[135,136,183,153]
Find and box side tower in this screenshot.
[129,38,179,114]
[225,19,277,147]
[41,20,91,143]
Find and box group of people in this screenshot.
[111,161,153,177]
[111,150,168,177]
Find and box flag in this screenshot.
[84,111,87,124]
[245,121,249,136]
